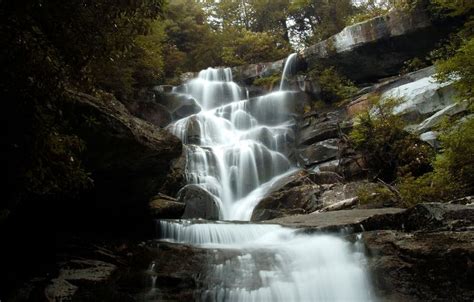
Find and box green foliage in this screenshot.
[350,96,435,181]
[252,74,282,90]
[221,30,290,66]
[309,67,358,102]
[345,0,392,26]
[399,116,474,205]
[400,57,430,74]
[357,184,398,206]
[2,1,165,211]
[434,37,474,102]
[289,0,356,46]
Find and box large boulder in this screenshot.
[251,170,321,221]
[363,229,474,301]
[178,185,220,220]
[296,138,340,167]
[159,149,187,197]
[297,110,346,146]
[126,99,172,128]
[155,92,201,121]
[382,74,456,123]
[149,193,185,219]
[63,90,182,229]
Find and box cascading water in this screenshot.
[150,55,376,301]
[168,65,298,220]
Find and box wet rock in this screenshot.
[149,193,185,219]
[184,116,202,145]
[159,149,187,197]
[297,111,346,146]
[363,230,474,301]
[296,138,340,167]
[44,259,118,301]
[45,279,78,302]
[251,170,322,221]
[178,185,220,220]
[156,92,201,120]
[266,208,404,231]
[171,97,201,120]
[63,90,182,229]
[126,100,172,128]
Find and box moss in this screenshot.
[252,74,282,90]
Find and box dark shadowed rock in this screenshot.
[149,193,185,219]
[126,100,172,127]
[297,110,346,146]
[179,185,220,220]
[64,90,182,229]
[362,230,474,301]
[308,171,343,185]
[296,138,340,167]
[159,149,187,197]
[156,92,201,121]
[251,170,322,221]
[45,259,117,301]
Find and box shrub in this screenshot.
[399,116,474,205]
[357,183,399,206]
[350,96,435,182]
[434,37,474,102]
[308,66,358,102]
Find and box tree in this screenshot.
[288,0,356,47]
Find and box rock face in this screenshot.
[178,185,220,220]
[231,7,456,84]
[251,170,321,221]
[382,73,456,122]
[364,230,474,302]
[155,91,201,121]
[149,193,185,219]
[302,8,455,82]
[126,99,172,128]
[360,203,474,301]
[64,90,182,229]
[297,138,340,167]
[159,149,187,197]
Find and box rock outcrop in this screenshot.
[251,170,321,221]
[149,193,185,219]
[64,90,183,228]
[178,185,220,220]
[231,7,457,85]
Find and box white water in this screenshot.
[153,55,376,301]
[168,64,298,220]
[159,220,375,302]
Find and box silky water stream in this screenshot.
[147,55,376,301]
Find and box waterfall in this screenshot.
[154,55,376,301]
[168,66,297,220]
[279,53,297,91]
[159,220,375,302]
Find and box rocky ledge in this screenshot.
[63,90,182,230]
